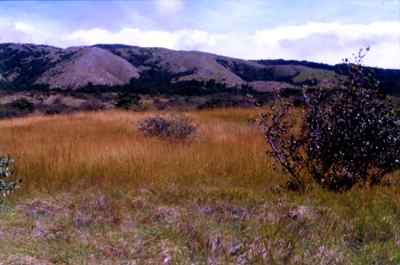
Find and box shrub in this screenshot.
[79,100,105,112]
[44,103,70,115]
[0,155,20,202]
[0,105,18,119]
[0,99,35,119]
[10,98,35,113]
[115,92,140,110]
[260,48,400,191]
[137,114,197,140]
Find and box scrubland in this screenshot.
[0,108,400,264]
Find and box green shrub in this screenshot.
[261,48,400,191]
[10,98,34,113]
[0,156,20,202]
[115,92,140,110]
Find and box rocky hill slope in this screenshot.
[0,43,399,118]
[1,43,398,93]
[36,47,140,89]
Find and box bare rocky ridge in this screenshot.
[0,43,343,91]
[103,46,249,86]
[0,43,399,118]
[0,42,399,94]
[35,47,140,89]
[149,50,246,86]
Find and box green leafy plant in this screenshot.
[0,155,21,202]
[115,92,140,110]
[260,48,400,191]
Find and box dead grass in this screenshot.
[0,108,400,264]
[0,108,279,196]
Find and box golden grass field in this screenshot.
[0,108,400,264]
[0,108,279,195]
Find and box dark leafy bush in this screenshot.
[44,103,70,115]
[137,114,197,140]
[0,156,20,202]
[0,105,19,119]
[260,48,400,191]
[115,92,140,110]
[10,98,34,113]
[0,98,35,119]
[79,100,106,112]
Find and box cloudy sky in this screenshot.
[0,0,399,68]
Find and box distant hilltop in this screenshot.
[0,43,399,94]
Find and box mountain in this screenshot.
[36,47,140,89]
[1,42,398,93]
[0,42,400,118]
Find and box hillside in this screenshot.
[1,43,399,92]
[0,43,399,118]
[36,47,140,89]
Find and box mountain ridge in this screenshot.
[0,42,399,94]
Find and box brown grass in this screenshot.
[0,108,281,195]
[1,109,400,264]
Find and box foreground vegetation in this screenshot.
[1,109,400,264]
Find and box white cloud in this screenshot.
[0,20,53,44]
[1,18,399,69]
[253,22,400,44]
[250,21,400,68]
[65,27,227,51]
[156,0,184,14]
[14,22,35,33]
[350,0,399,7]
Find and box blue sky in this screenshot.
[0,0,399,68]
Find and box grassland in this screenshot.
[0,108,400,264]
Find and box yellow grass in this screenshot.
[2,108,400,264]
[0,108,282,195]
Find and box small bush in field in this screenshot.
[0,155,20,202]
[137,114,196,140]
[11,98,34,113]
[115,92,140,110]
[260,48,400,191]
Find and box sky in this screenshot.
[0,0,399,68]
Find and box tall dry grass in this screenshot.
[0,108,282,196]
[2,109,400,264]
